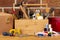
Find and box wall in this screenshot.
[0,0,14,7]
[0,0,40,7]
[48,0,60,7]
[0,0,60,16]
[0,0,60,7]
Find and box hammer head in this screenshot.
[49,8,55,14]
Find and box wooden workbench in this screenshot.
[0,35,60,40]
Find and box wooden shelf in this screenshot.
[23,4,48,7]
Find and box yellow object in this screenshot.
[36,13,40,16]
[36,13,40,19]
[46,7,50,13]
[9,29,16,34]
[9,29,21,35]
[15,29,21,34]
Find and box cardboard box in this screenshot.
[15,19,48,35]
[0,12,13,34]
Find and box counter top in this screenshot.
[0,35,60,40]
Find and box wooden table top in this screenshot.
[0,35,60,40]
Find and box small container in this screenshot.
[38,34,44,36]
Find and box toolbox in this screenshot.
[0,12,13,34]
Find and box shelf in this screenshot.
[23,4,47,7]
[0,7,20,9]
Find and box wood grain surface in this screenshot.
[0,35,60,40]
[15,19,48,35]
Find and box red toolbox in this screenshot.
[48,17,60,32]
